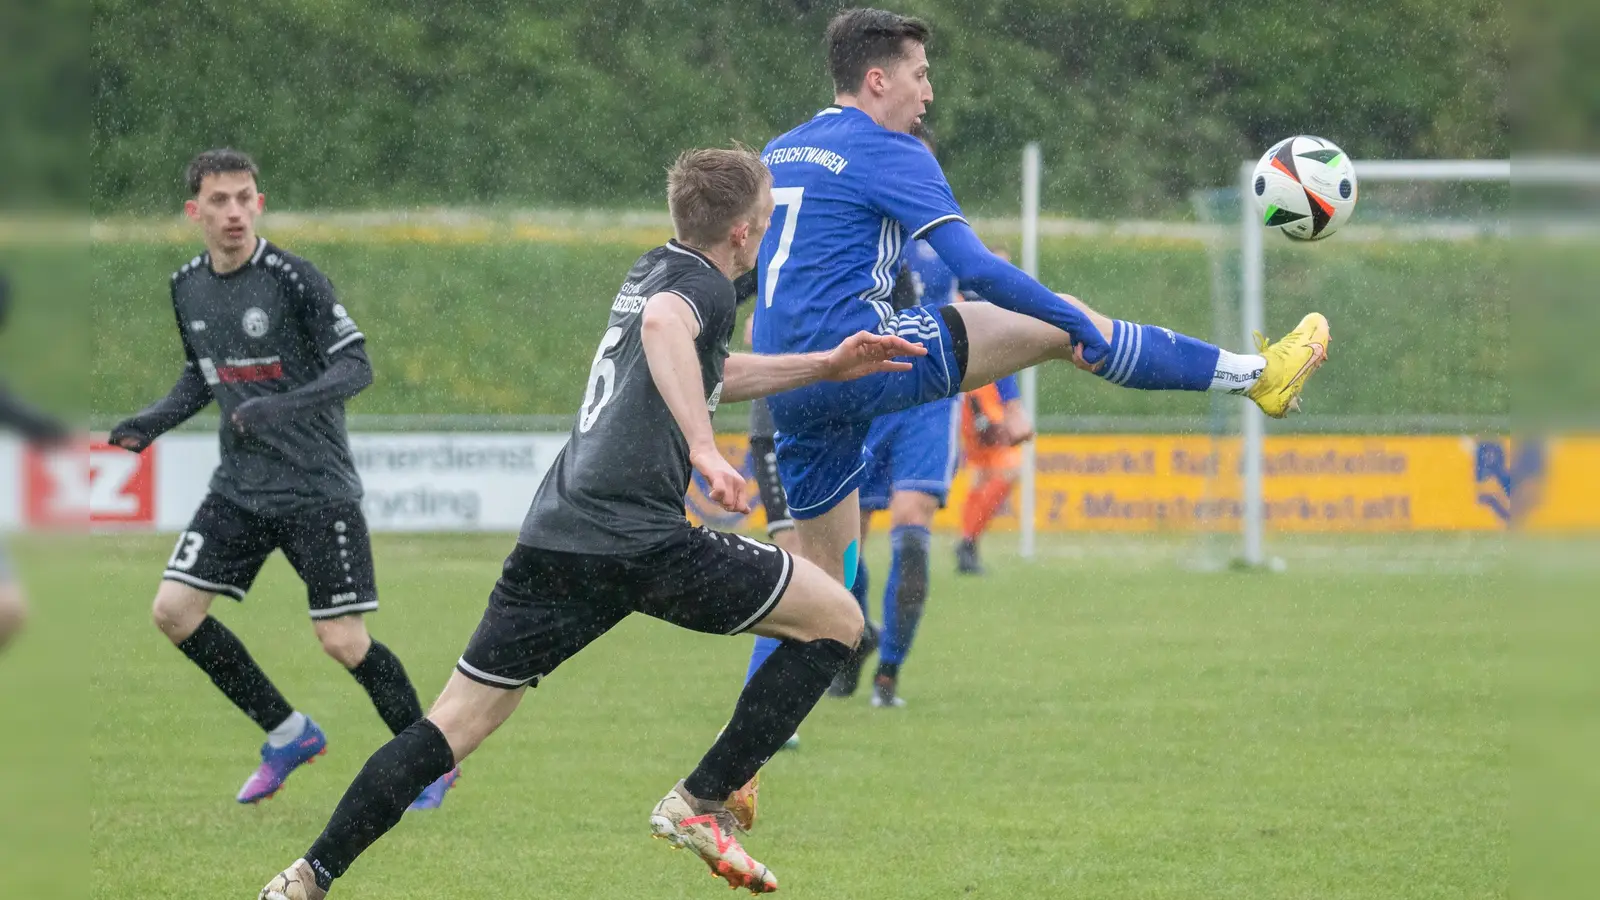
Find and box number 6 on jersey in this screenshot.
[579,326,626,432]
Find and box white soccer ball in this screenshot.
[1250,135,1358,241]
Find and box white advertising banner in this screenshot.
[350,433,567,531]
[1,432,571,533]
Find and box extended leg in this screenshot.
[953,300,1328,419]
[264,673,525,899]
[652,556,864,894]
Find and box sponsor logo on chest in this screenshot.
[242,307,270,338]
[197,355,284,385]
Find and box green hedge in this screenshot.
[88,235,1506,422]
[91,0,1505,217]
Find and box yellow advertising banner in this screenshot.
[688,434,1600,534]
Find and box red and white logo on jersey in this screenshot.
[216,355,284,383]
[24,442,155,527]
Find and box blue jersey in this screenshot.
[901,240,958,309]
[753,106,966,356]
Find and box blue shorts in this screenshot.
[768,306,965,519]
[859,397,962,510]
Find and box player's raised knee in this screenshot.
[816,580,865,646]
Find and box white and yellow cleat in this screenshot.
[258,859,325,900]
[1246,313,1331,418]
[650,781,779,894]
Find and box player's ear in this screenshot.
[254,192,266,213]
[183,199,200,221]
[863,66,885,97]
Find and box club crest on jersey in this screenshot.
[242,307,270,338]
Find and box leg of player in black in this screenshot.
[155,581,294,730]
[150,498,333,804]
[285,502,453,811]
[286,505,426,735]
[649,550,864,893]
[262,545,628,899]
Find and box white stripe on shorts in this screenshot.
[729,549,793,635]
[308,600,380,619]
[455,657,536,688]
[162,570,247,600]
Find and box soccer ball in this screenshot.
[1250,136,1358,241]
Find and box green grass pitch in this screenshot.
[0,531,1508,898]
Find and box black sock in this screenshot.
[348,640,424,736]
[684,636,852,801]
[305,718,456,889]
[877,661,901,680]
[176,615,294,732]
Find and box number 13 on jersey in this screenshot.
[762,187,804,308]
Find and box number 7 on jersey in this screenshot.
[762,187,804,308]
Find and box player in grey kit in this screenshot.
[258,147,926,899]
[108,150,455,809]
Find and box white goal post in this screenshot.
[1015,151,1599,563]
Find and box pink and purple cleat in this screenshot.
[408,766,461,811]
[237,718,328,804]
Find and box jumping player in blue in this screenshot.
[751,8,1331,597]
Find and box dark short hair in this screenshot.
[185,148,259,195]
[825,8,931,95]
[910,120,936,156]
[666,147,771,247]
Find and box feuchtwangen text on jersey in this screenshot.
[753,107,966,357]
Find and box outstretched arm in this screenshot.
[925,220,1111,363]
[109,364,213,451]
[230,344,373,435]
[720,330,926,405]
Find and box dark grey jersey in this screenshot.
[170,238,365,514]
[748,396,776,440]
[520,241,736,553]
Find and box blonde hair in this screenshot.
[666,147,770,246]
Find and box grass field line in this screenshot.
[2,208,1517,247]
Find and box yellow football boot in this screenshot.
[1246,313,1331,418]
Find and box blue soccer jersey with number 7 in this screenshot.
[752,106,967,356]
[751,106,973,519]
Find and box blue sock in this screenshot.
[850,555,870,618]
[745,637,781,683]
[879,525,932,667]
[1100,320,1221,392]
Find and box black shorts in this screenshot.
[455,526,794,689]
[748,434,793,537]
[161,493,379,619]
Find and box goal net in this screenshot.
[1184,159,1521,570]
